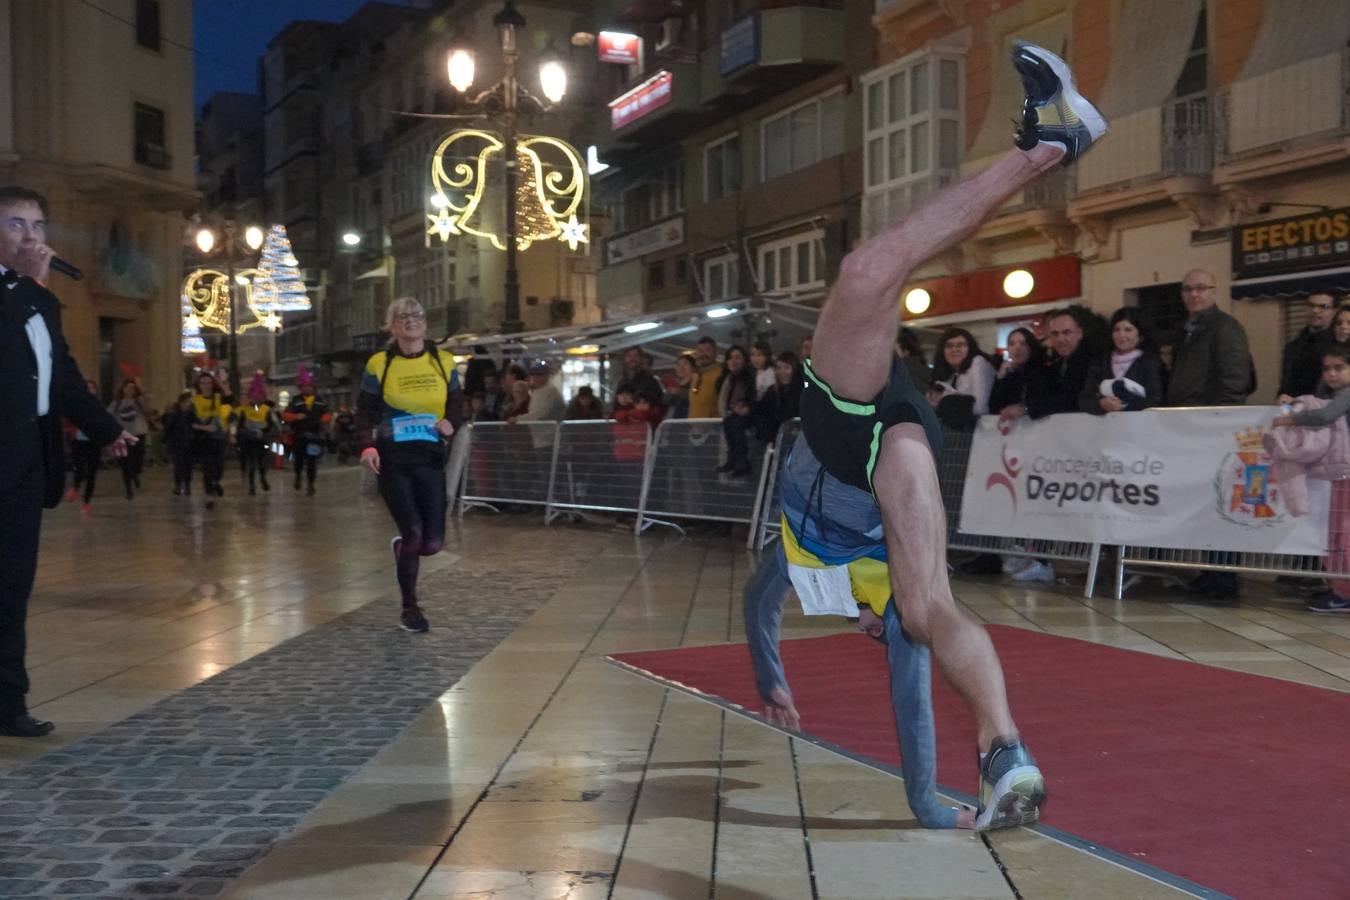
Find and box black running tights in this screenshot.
[379,462,447,607]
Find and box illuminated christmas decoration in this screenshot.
[427,129,589,252]
[254,225,311,311]
[181,265,293,344]
[559,214,588,251]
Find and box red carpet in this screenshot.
[609,626,1350,899]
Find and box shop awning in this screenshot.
[437,292,826,365]
[355,264,389,281]
[1093,0,1202,118]
[1238,0,1349,80]
[1231,265,1350,300]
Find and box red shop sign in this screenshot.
[598,31,641,65]
[609,70,673,129]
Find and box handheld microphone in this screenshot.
[49,256,83,280]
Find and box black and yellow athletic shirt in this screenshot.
[356,346,463,463]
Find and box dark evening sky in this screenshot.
[192,0,417,113]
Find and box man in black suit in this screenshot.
[0,185,135,737]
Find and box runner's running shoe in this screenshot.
[401,605,430,633]
[975,736,1046,831]
[1011,41,1108,164]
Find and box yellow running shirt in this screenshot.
[360,349,458,444]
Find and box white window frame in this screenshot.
[702,253,739,303]
[704,132,741,202]
[861,50,963,239]
[755,230,825,296]
[760,88,846,181]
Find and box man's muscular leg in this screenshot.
[872,423,1016,751]
[811,145,1062,404]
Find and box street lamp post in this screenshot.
[447,0,567,336]
[195,219,264,398]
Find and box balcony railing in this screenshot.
[1216,47,1349,163]
[1161,97,1213,176]
[1075,98,1214,193]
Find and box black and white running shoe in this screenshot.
[1011,40,1108,164]
[975,736,1046,831]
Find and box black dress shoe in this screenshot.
[0,714,54,737]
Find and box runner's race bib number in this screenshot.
[392,413,439,443]
[306,442,322,457]
[786,563,859,617]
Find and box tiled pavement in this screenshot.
[0,556,568,898]
[3,465,1349,898]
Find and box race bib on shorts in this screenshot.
[306,442,322,457]
[786,563,859,617]
[391,413,438,443]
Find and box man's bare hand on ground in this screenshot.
[764,686,801,731]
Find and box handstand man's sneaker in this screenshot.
[1011,40,1108,164]
[975,736,1046,831]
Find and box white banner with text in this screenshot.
[959,408,1329,554]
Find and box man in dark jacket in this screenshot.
[1279,292,1336,398]
[1165,269,1253,407]
[0,185,133,737]
[992,308,1093,583]
[1166,269,1254,600]
[1002,308,1094,421]
[615,345,665,408]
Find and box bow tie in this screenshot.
[0,269,17,287]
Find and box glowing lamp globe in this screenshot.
[1003,269,1035,299]
[903,288,932,315]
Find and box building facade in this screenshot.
[195,90,275,387]
[592,0,868,324]
[870,0,1349,399]
[238,0,601,403]
[0,0,198,407]
[589,0,1349,398]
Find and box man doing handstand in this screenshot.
[745,40,1108,831]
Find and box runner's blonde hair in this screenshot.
[383,296,426,332]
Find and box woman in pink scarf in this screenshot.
[1078,307,1165,413]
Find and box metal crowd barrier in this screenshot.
[546,420,650,522]
[444,427,471,504]
[637,418,771,533]
[1108,405,1346,599]
[937,426,1103,598]
[455,413,1347,607]
[750,419,802,550]
[457,421,559,515]
[1113,549,1341,600]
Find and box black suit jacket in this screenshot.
[1024,347,1094,419]
[0,274,120,508]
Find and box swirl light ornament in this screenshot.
[427,129,589,252]
[180,267,286,352]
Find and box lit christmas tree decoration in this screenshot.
[254,225,311,312]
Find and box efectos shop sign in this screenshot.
[1232,206,1350,280]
